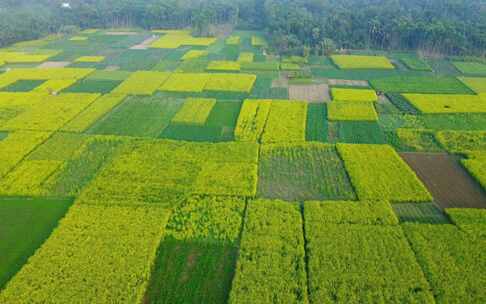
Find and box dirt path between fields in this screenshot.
[130,36,159,50]
[400,152,486,209]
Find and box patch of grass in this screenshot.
[258,143,356,201]
[0,197,73,289]
[306,103,328,142]
[145,238,237,304]
[88,95,183,138]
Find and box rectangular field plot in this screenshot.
[234,99,271,142]
[331,55,395,69]
[304,200,398,225]
[446,208,486,238]
[402,93,486,113]
[370,76,473,94]
[462,152,486,191]
[229,200,308,304]
[400,153,486,208]
[112,71,170,95]
[435,131,486,153]
[336,121,386,144]
[393,129,443,152]
[0,197,73,289]
[328,101,378,121]
[205,73,256,92]
[62,79,122,94]
[88,95,183,138]
[171,98,216,125]
[453,61,486,75]
[289,84,330,102]
[258,143,356,201]
[403,224,486,303]
[0,204,171,304]
[77,140,259,206]
[331,88,378,102]
[306,103,328,142]
[145,238,237,304]
[337,144,432,202]
[305,223,434,303]
[160,73,210,92]
[1,79,45,92]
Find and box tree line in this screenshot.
[0,0,485,56]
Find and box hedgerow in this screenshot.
[0,204,171,304]
[0,160,61,196]
[172,98,217,125]
[165,195,245,242]
[181,50,208,61]
[261,101,307,143]
[306,223,435,303]
[331,55,395,69]
[62,94,127,132]
[229,199,308,304]
[446,208,486,238]
[402,93,486,113]
[337,144,433,202]
[435,131,486,153]
[234,99,271,141]
[452,61,486,75]
[205,73,256,92]
[74,56,105,63]
[458,77,486,93]
[328,101,378,121]
[206,60,241,72]
[331,88,378,102]
[160,73,211,92]
[403,224,486,303]
[3,93,100,132]
[0,131,51,177]
[112,71,170,95]
[304,200,399,225]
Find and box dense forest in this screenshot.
[1,0,485,56]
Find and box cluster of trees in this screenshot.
[1,0,485,56]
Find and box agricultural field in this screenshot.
[0,27,485,304]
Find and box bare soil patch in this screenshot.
[37,61,70,68]
[289,83,330,102]
[271,76,288,88]
[400,152,486,209]
[130,36,159,50]
[105,65,120,71]
[328,79,369,87]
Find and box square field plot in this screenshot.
[88,95,183,138]
[337,144,432,202]
[171,98,216,125]
[258,143,356,201]
[331,55,395,70]
[0,197,73,289]
[402,94,486,113]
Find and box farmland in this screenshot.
[0,26,485,304]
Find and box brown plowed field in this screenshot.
[400,152,486,209]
